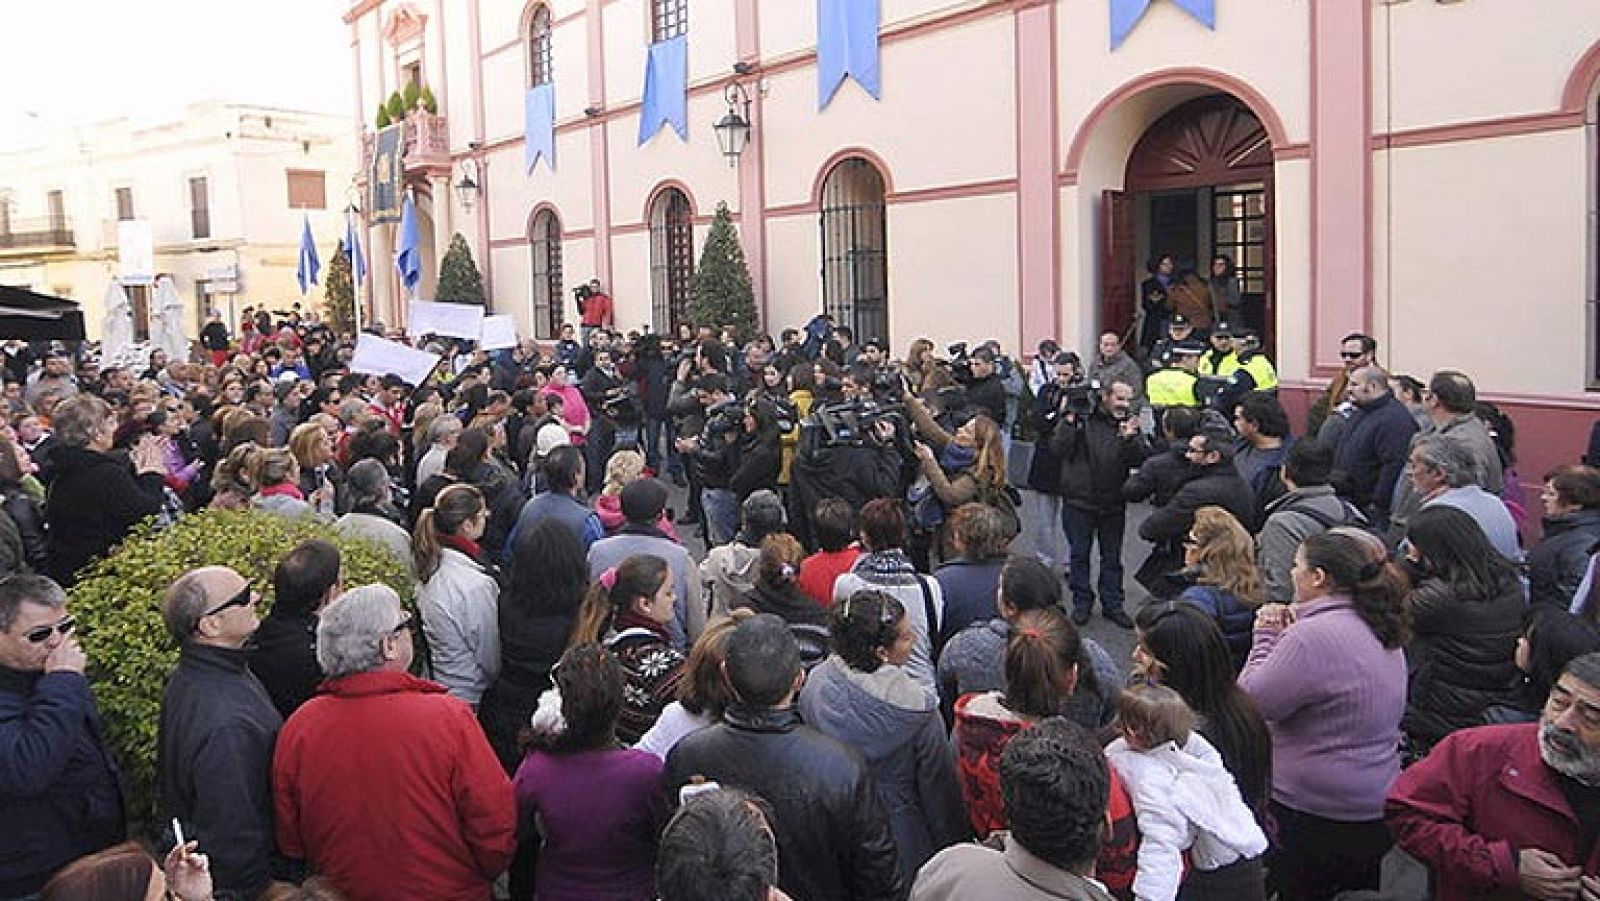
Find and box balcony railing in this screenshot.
[360,111,452,181]
[0,216,74,252]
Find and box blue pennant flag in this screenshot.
[1110,0,1215,50]
[525,83,556,172]
[296,215,320,296]
[345,209,367,284]
[396,194,421,294]
[818,0,882,108]
[638,35,689,145]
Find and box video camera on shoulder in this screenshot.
[1062,376,1101,420]
[572,283,593,314]
[947,342,974,383]
[810,398,904,449]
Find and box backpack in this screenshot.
[976,479,1023,541]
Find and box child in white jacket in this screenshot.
[1105,683,1268,901]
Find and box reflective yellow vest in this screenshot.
[1239,353,1279,391]
[1199,350,1241,378]
[1146,368,1200,408]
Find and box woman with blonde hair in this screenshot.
[592,448,678,540]
[903,337,939,396]
[1177,505,1265,670]
[248,446,325,520]
[410,400,444,471]
[288,421,340,514]
[903,389,1014,549]
[414,482,501,707]
[209,441,260,511]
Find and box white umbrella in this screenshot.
[152,275,189,362]
[101,281,134,363]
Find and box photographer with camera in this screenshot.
[1022,352,1085,575]
[678,389,783,547]
[574,278,613,345]
[948,344,1007,425]
[788,388,906,549]
[579,347,641,493]
[1051,379,1149,627]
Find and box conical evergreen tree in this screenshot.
[688,202,757,342]
[436,233,486,305]
[324,240,356,333]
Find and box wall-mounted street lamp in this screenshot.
[455,143,483,210]
[713,80,754,167]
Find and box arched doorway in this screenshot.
[1103,94,1275,349]
[648,186,693,334]
[529,208,563,339]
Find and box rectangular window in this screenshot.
[115,187,135,221]
[127,284,150,342]
[189,177,210,240]
[287,170,327,210]
[652,0,687,41]
[47,190,64,227]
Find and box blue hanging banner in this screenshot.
[638,35,689,145]
[344,209,367,284]
[525,83,556,172]
[396,195,421,295]
[296,216,321,296]
[818,0,882,109]
[1110,0,1215,50]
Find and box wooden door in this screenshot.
[1101,190,1135,341]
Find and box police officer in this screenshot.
[1198,322,1241,378]
[1148,314,1198,373]
[1147,339,1203,412]
[1232,328,1278,393]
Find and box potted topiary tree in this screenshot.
[385,90,406,122]
[402,80,422,113]
[419,85,439,115]
[687,202,758,343]
[375,104,393,129]
[436,233,486,305]
[325,239,356,333]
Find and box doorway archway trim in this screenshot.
[1061,68,1304,186]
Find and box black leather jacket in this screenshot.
[664,704,905,901]
[1050,408,1149,511]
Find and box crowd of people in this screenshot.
[2,295,1600,901]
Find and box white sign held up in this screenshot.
[480,315,518,350]
[350,333,442,386]
[408,300,485,340]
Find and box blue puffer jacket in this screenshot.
[0,666,125,897]
[1178,584,1255,671]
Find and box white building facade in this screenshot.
[0,101,356,342]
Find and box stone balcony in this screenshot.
[359,110,452,183]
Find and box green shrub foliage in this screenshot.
[385,91,406,121]
[70,508,414,824]
[325,239,356,334]
[419,85,439,115]
[375,104,392,129]
[436,233,487,305]
[402,80,422,111]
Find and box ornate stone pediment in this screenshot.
[384,2,427,46]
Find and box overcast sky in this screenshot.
[0,0,353,149]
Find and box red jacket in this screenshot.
[580,291,614,328]
[1386,722,1599,900]
[272,670,516,901]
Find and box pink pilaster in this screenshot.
[1309,1,1372,372]
[587,0,613,289]
[1014,0,1060,348]
[734,0,768,325]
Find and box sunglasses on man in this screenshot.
[198,584,256,624]
[23,616,74,644]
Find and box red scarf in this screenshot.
[439,532,484,562]
[258,482,305,501]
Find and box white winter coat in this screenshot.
[1105,732,1268,901]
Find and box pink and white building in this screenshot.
[345,0,1600,482]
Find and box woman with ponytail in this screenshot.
[1238,527,1408,901]
[570,554,685,744]
[414,483,502,708]
[512,643,666,901]
[948,606,1140,894]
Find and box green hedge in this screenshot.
[70,508,415,825]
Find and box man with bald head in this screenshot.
[158,565,283,898]
[1331,364,1419,528]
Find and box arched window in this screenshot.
[652,0,687,42]
[530,208,563,339]
[528,5,553,87]
[649,187,694,333]
[819,158,889,344]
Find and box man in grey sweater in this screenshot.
[586,478,693,649]
[1257,439,1364,603]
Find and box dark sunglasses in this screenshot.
[200,584,256,621]
[24,616,74,644]
[1339,351,1365,360]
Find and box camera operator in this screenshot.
[1050,379,1149,628]
[678,391,783,547]
[575,278,613,344]
[789,380,907,548]
[953,345,1007,425]
[1022,352,1085,575]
